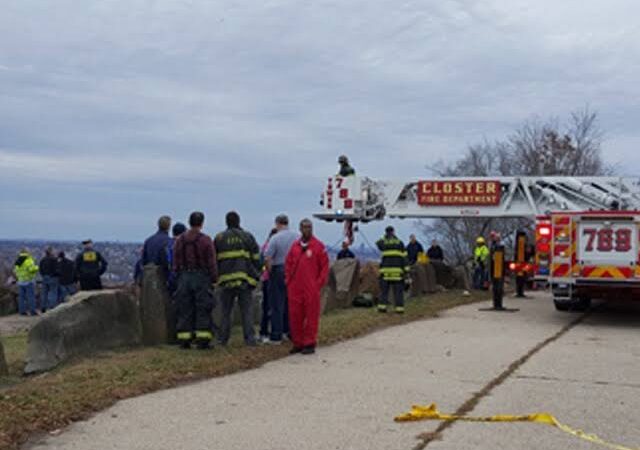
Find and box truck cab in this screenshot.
[540,211,640,311]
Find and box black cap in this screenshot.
[385,226,394,233]
[172,222,187,237]
[82,239,93,245]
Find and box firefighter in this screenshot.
[285,219,329,355]
[376,226,409,313]
[173,212,218,350]
[214,211,261,347]
[338,155,356,177]
[472,237,490,290]
[75,240,108,290]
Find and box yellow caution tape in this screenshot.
[395,403,638,450]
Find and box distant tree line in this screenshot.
[418,107,608,265]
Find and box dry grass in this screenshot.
[0,290,487,449]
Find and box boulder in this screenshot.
[0,339,8,376]
[424,264,438,293]
[452,266,471,290]
[0,286,18,316]
[358,262,380,299]
[322,259,360,314]
[410,265,433,297]
[140,265,174,345]
[431,261,457,289]
[24,290,142,374]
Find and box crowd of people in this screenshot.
[137,211,329,355]
[12,241,108,316]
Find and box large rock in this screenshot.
[424,264,438,293]
[358,262,380,299]
[410,265,429,297]
[452,266,471,290]
[0,339,8,376]
[431,261,457,289]
[0,286,18,316]
[322,259,360,314]
[140,265,174,345]
[24,290,142,374]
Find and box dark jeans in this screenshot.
[219,287,256,345]
[379,280,404,307]
[268,266,289,341]
[175,272,214,343]
[79,276,102,291]
[18,283,36,315]
[259,280,270,337]
[473,264,488,290]
[58,284,77,302]
[41,275,60,310]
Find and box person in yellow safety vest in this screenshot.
[473,237,490,290]
[376,226,410,314]
[13,249,39,316]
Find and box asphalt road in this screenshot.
[29,292,640,450]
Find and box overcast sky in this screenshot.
[1,0,639,246]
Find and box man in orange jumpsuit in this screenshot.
[285,218,329,355]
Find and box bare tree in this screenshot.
[419,107,607,265]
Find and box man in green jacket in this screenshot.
[14,249,39,316]
[214,211,261,346]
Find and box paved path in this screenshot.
[29,293,640,450]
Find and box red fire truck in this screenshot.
[315,174,640,311]
[536,211,640,310]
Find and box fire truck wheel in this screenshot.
[553,299,571,312]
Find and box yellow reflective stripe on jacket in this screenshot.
[382,250,407,258]
[218,272,258,286]
[380,267,405,274]
[218,250,251,260]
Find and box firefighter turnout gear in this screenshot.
[214,228,261,289]
[376,232,409,313]
[214,227,261,345]
[75,248,108,290]
[173,229,218,347]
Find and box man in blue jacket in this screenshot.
[143,216,172,276]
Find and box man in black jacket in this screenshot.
[40,247,60,312]
[57,252,76,302]
[406,235,424,266]
[426,239,444,262]
[75,240,108,290]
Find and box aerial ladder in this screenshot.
[314,174,640,310]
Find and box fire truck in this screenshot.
[314,175,640,311]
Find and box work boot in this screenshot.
[289,346,303,355]
[377,305,388,313]
[395,306,405,314]
[196,341,212,350]
[179,340,191,350]
[301,346,316,355]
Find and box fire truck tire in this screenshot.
[553,299,571,311]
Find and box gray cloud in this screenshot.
[1,0,639,241]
